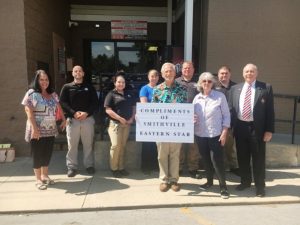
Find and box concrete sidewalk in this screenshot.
[0,151,300,214]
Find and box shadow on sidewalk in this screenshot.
[48,176,130,195]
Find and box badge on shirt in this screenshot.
[84,88,88,91]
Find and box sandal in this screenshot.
[42,178,55,185]
[36,182,47,190]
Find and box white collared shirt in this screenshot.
[238,81,256,121]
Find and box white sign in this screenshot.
[111,20,147,40]
[136,103,194,143]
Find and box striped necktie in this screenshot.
[242,85,252,120]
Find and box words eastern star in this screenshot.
[139,131,190,137]
[143,122,185,127]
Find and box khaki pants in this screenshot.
[224,129,238,169]
[108,121,130,171]
[66,117,95,170]
[179,143,201,171]
[156,142,182,183]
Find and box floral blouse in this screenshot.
[21,89,59,142]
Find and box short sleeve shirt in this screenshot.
[21,89,59,142]
[104,89,135,121]
[139,84,154,102]
[152,81,187,103]
[175,77,198,103]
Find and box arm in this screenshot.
[57,103,67,131]
[263,84,275,142]
[127,106,136,125]
[140,97,148,103]
[105,107,127,125]
[60,85,76,118]
[219,93,231,146]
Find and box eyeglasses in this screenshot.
[202,80,212,83]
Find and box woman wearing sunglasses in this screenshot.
[193,72,231,199]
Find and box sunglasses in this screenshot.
[202,80,212,83]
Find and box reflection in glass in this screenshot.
[91,42,115,73]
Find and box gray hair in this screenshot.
[161,62,175,73]
[196,72,217,93]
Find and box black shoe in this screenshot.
[86,167,95,174]
[189,170,202,179]
[119,169,129,176]
[220,189,230,199]
[256,188,265,197]
[112,170,122,178]
[235,183,251,191]
[67,169,77,177]
[200,182,213,190]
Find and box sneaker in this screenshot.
[220,189,230,199]
[170,182,181,192]
[112,170,122,178]
[119,169,129,176]
[159,183,170,192]
[86,167,95,174]
[67,169,77,177]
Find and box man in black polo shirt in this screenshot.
[60,65,98,177]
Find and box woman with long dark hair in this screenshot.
[22,70,66,190]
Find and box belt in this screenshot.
[238,119,254,125]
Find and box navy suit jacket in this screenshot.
[228,80,275,140]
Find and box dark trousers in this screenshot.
[195,136,227,189]
[141,142,158,170]
[31,136,55,169]
[235,120,266,189]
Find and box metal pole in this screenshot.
[184,0,193,61]
[291,97,298,144]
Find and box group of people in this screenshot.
[22,62,274,200]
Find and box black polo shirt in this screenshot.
[104,89,135,121]
[175,76,198,103]
[60,81,99,118]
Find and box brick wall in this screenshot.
[0,0,29,155]
[24,0,69,84]
[205,0,300,134]
[0,0,69,156]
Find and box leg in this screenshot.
[208,136,227,189]
[251,138,266,190]
[235,121,252,186]
[118,124,130,170]
[195,136,214,184]
[81,117,95,168]
[31,138,43,181]
[40,137,55,180]
[66,118,81,170]
[107,121,122,171]
[156,142,170,183]
[31,138,47,190]
[168,143,182,183]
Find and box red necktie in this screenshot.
[242,85,252,120]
